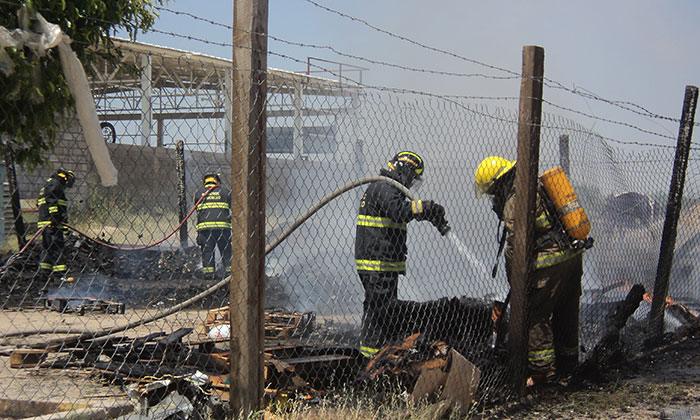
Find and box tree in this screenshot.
[0,0,163,169]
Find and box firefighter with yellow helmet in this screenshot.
[475,156,585,386]
[37,168,75,282]
[355,151,449,358]
[194,172,232,279]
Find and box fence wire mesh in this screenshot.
[0,38,698,419]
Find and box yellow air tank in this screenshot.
[541,166,590,239]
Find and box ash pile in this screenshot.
[579,283,700,377]
[0,233,290,309]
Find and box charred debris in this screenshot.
[3,240,700,416]
[6,296,511,417]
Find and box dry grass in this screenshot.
[70,209,187,247]
[250,399,462,420]
[229,387,468,420]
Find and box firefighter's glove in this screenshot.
[424,201,445,223]
[422,201,450,236]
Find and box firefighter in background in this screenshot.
[355,151,449,358]
[194,173,232,279]
[475,156,584,385]
[37,168,75,281]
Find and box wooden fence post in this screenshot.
[3,147,27,248]
[648,85,698,341]
[175,140,188,249]
[559,134,570,176]
[509,45,545,395]
[230,0,268,414]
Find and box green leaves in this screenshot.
[0,0,163,168]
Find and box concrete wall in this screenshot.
[13,129,231,210]
[8,123,356,224]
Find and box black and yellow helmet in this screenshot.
[387,151,424,188]
[56,168,75,188]
[203,172,221,185]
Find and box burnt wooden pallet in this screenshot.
[9,349,49,368]
[204,307,315,340]
[40,296,125,315]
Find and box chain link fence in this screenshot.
[0,39,698,418]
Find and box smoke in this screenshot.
[46,273,125,311]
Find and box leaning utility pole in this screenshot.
[229,0,269,414]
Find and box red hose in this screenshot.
[62,185,217,251]
[0,225,47,272]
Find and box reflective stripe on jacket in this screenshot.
[194,183,232,231]
[355,259,407,272]
[38,175,68,228]
[354,170,418,275]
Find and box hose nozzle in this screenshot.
[437,220,451,236]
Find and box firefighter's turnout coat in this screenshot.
[355,169,424,275]
[355,169,427,356]
[194,182,232,275]
[502,184,584,270]
[37,174,69,274]
[501,180,584,377]
[194,182,232,232]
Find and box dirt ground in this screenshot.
[503,332,700,420]
[0,309,212,416]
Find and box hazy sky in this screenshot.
[128,0,700,148]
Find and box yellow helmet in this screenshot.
[474,156,515,197]
[204,172,221,185]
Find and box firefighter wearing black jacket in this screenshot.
[194,173,232,278]
[37,168,75,279]
[355,151,449,358]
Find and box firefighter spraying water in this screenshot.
[354,151,450,357]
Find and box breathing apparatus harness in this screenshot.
[488,167,593,279]
[539,188,594,252]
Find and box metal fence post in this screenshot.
[509,45,545,394]
[648,85,698,341]
[0,161,4,245]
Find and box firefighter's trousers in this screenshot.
[524,253,583,376]
[197,229,232,276]
[40,226,67,275]
[358,272,399,357]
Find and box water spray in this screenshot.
[444,231,492,280]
